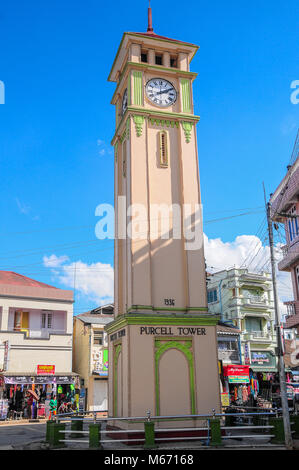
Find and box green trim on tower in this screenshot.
[133,115,145,137]
[182,121,193,143]
[127,72,131,106]
[149,118,179,128]
[127,305,207,313]
[155,339,196,416]
[133,71,143,106]
[108,33,199,82]
[180,78,192,114]
[111,62,197,104]
[113,343,122,417]
[111,107,200,145]
[120,117,130,143]
[115,102,119,128]
[114,142,118,162]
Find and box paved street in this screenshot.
[0,422,46,449]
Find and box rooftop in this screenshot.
[0,271,73,302]
[76,304,114,325]
[217,323,241,335]
[0,271,57,289]
[108,5,198,82]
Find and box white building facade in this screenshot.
[0,271,74,377]
[207,268,277,373]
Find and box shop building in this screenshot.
[208,268,281,408]
[217,323,241,365]
[270,131,299,331]
[207,268,277,372]
[73,305,114,412]
[217,323,242,407]
[0,271,78,419]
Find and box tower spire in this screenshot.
[147,0,154,32]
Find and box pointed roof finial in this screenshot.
[147,0,154,32]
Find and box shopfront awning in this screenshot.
[250,367,278,372]
[1,372,79,385]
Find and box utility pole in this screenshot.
[263,183,293,449]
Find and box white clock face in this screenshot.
[145,78,177,107]
[122,88,128,115]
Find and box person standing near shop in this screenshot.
[49,395,57,420]
[26,391,33,419]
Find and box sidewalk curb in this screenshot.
[12,439,49,450]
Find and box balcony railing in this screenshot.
[246,296,267,304]
[12,328,67,339]
[241,297,270,308]
[218,350,240,362]
[229,297,269,307]
[284,301,296,316]
[244,331,273,341]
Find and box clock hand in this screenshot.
[155,88,174,95]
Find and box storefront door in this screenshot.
[91,380,107,411]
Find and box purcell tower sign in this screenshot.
[105,4,221,422]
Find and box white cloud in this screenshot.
[97,139,113,157]
[43,256,114,305]
[15,197,39,220]
[43,254,70,268]
[43,233,293,316]
[15,197,31,215]
[204,233,293,318]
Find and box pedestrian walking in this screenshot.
[49,395,57,420]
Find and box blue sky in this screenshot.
[0,0,298,314]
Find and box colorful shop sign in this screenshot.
[223,365,250,384]
[244,342,250,365]
[251,351,275,367]
[92,348,109,376]
[3,375,75,384]
[37,365,55,375]
[221,392,230,407]
[102,349,108,375]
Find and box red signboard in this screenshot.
[37,365,55,375]
[223,365,249,377]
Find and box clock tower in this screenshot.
[106,5,221,424]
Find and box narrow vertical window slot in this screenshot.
[159,131,168,167]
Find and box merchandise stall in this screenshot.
[222,365,251,407]
[0,376,8,420]
[0,372,80,419]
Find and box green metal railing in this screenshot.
[46,408,296,449]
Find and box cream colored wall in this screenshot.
[193,326,221,414]
[118,116,207,311]
[159,348,191,415]
[180,124,207,308]
[117,350,123,416]
[114,64,207,313]
[147,122,186,308]
[0,295,73,373]
[0,331,72,373]
[0,296,73,334]
[129,118,152,309]
[72,319,90,385]
[109,324,221,418]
